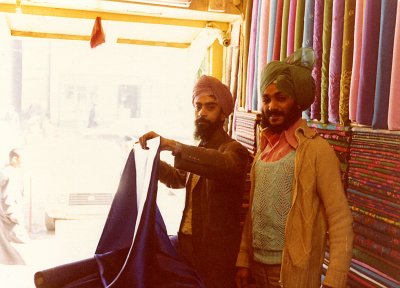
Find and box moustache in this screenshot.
[195,118,211,125]
[265,110,285,117]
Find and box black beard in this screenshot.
[194,118,223,141]
[261,105,302,134]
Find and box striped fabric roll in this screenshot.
[287,0,297,55]
[246,0,259,110]
[280,0,290,60]
[339,0,356,125]
[321,0,333,123]
[310,0,324,120]
[388,0,400,130]
[256,0,270,110]
[252,0,263,111]
[302,0,315,48]
[294,0,305,50]
[373,0,398,129]
[356,0,382,126]
[267,0,278,63]
[328,0,345,124]
[349,0,364,122]
[273,0,284,60]
[240,0,253,107]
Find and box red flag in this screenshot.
[90,16,105,48]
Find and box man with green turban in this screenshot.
[236,49,353,288]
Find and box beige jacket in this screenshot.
[236,120,354,288]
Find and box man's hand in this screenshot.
[235,267,250,288]
[138,131,176,152]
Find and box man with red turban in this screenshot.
[139,75,250,288]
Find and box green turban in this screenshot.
[260,48,316,111]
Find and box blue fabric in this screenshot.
[372,0,398,129]
[95,149,205,287]
[34,148,204,288]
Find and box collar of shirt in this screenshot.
[259,118,304,162]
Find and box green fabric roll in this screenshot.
[280,0,291,60]
[321,0,333,123]
[339,0,356,125]
[295,0,306,50]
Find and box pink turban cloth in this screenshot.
[192,75,234,117]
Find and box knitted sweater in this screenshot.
[236,120,354,288]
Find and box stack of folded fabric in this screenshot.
[307,121,352,189]
[233,110,261,228]
[346,127,400,288]
[233,110,261,156]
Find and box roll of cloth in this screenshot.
[356,0,381,126]
[388,0,400,130]
[272,0,284,61]
[328,0,345,124]
[310,0,324,120]
[372,0,398,129]
[320,0,333,123]
[349,0,364,122]
[294,0,305,50]
[287,0,297,55]
[339,0,356,125]
[280,0,290,60]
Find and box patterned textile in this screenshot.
[347,127,400,287]
[233,110,262,155]
[328,0,344,124]
[320,0,333,123]
[310,0,324,120]
[339,0,356,125]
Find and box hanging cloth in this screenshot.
[294,0,306,51]
[328,0,345,124]
[388,1,400,130]
[310,0,324,120]
[34,138,204,288]
[257,0,271,109]
[339,0,356,125]
[349,0,365,122]
[320,0,333,123]
[280,0,290,60]
[302,0,315,48]
[356,0,381,126]
[372,0,398,129]
[272,0,284,61]
[267,0,278,63]
[287,0,297,56]
[246,0,259,111]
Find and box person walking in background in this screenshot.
[0,148,29,245]
[235,49,354,288]
[138,75,250,288]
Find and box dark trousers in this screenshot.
[178,232,236,288]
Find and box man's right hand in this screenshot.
[235,267,250,288]
[138,131,177,152]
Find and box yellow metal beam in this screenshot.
[10,29,190,48]
[117,37,189,48]
[18,3,230,31]
[10,30,91,41]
